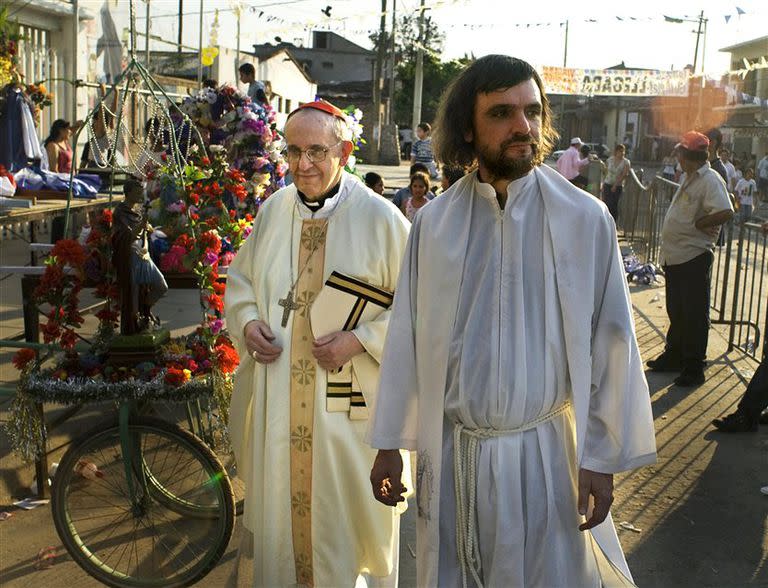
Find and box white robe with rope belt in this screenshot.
[367,165,657,587]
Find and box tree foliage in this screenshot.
[370,11,468,127]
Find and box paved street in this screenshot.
[1,163,766,586]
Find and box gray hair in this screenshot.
[285,108,352,144]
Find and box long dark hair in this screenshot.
[433,55,558,169]
[44,119,70,146]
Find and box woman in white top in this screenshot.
[601,144,630,225]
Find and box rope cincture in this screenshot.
[453,400,573,588]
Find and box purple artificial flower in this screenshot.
[203,250,219,266]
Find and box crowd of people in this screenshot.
[21,52,766,587]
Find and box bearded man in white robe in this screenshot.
[368,55,657,587]
[225,100,410,587]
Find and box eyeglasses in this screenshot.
[283,141,342,164]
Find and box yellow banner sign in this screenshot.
[542,66,689,97]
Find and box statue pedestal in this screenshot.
[107,329,171,367]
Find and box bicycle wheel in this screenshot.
[51,416,235,588]
[148,398,245,516]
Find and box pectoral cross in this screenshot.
[278,290,301,327]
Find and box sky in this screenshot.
[85,0,768,77]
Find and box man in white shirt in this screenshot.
[647,131,734,387]
[556,136,590,183]
[718,147,737,191]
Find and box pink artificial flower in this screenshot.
[220,250,235,266]
[167,201,186,214]
[209,318,224,334]
[160,245,187,273]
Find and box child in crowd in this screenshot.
[410,122,438,178]
[440,165,466,192]
[392,163,436,208]
[401,171,431,222]
[364,171,384,195]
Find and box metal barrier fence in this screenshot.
[728,222,768,360]
[622,173,768,362]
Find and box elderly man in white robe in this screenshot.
[368,55,657,587]
[225,100,410,587]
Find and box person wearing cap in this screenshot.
[369,55,655,588]
[648,130,734,387]
[556,136,591,184]
[224,99,411,587]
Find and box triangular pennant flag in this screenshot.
[725,14,732,23]
[736,6,745,15]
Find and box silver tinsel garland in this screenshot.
[6,372,216,462]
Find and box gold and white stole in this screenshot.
[310,271,394,419]
[288,219,327,587]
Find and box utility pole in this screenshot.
[692,11,706,126]
[692,10,704,74]
[177,0,183,54]
[145,0,151,68]
[387,0,396,125]
[235,4,241,82]
[411,0,425,132]
[197,0,203,87]
[558,20,568,145]
[371,0,387,163]
[563,19,569,68]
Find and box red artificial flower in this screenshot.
[189,193,200,205]
[245,214,253,222]
[101,209,113,224]
[212,281,226,296]
[214,342,239,374]
[12,348,37,371]
[200,231,222,252]
[205,293,224,313]
[164,367,186,386]
[227,169,245,183]
[201,156,211,166]
[191,213,200,221]
[61,328,78,350]
[41,320,61,343]
[51,239,86,268]
[160,152,168,162]
[174,234,195,251]
[205,216,219,229]
[85,228,103,245]
[95,308,119,322]
[66,308,85,327]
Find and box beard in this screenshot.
[476,134,542,180]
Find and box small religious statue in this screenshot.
[112,178,169,335]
